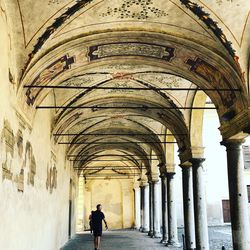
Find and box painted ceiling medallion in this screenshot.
[100,0,167,19]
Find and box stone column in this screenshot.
[180,164,196,250]
[151,181,155,237]
[139,185,144,232]
[134,186,141,230]
[142,183,150,232]
[153,179,162,238]
[160,173,168,243]
[221,139,250,250]
[166,172,180,247]
[148,181,154,237]
[191,158,209,250]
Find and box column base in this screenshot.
[139,227,143,232]
[166,241,181,248]
[142,228,149,233]
[153,232,162,238]
[160,238,168,244]
[148,230,153,237]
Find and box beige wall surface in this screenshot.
[82,179,134,230]
[0,12,78,250]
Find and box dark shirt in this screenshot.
[91,210,105,231]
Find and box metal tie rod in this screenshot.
[24,85,241,91]
[59,141,177,145]
[71,158,159,160]
[74,165,145,168]
[74,167,146,170]
[69,158,153,162]
[81,175,136,177]
[55,133,186,136]
[36,105,217,110]
[80,177,135,179]
[68,154,162,157]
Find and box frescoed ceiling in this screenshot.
[1,0,249,177]
[16,0,73,46]
[1,0,248,70]
[194,0,250,48]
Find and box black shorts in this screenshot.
[93,230,102,237]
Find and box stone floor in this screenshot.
[60,226,233,250]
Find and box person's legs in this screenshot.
[90,222,93,234]
[97,236,101,250]
[94,236,98,249]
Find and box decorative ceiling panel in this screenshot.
[52,0,215,42]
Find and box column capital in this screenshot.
[140,180,149,187]
[179,161,192,169]
[159,172,167,179]
[220,138,245,148]
[166,172,176,179]
[190,158,205,165]
[151,178,160,183]
[133,182,141,189]
[151,173,159,183]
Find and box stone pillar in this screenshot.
[180,164,196,250]
[148,182,154,237]
[153,179,162,238]
[166,172,180,247]
[151,181,155,237]
[139,185,144,232]
[160,173,168,243]
[142,183,150,232]
[191,158,209,250]
[221,139,250,250]
[134,186,141,230]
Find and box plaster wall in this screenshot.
[83,179,134,230]
[0,12,77,250]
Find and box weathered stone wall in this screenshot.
[0,10,77,250]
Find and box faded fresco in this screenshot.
[46,152,57,193]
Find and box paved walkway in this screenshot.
[60,230,178,250]
[60,226,233,250]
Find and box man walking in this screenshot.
[90,204,108,250]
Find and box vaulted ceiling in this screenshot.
[1,0,249,179]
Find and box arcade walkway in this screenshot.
[60,227,233,250]
[60,230,178,250]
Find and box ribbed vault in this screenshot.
[1,0,249,180]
